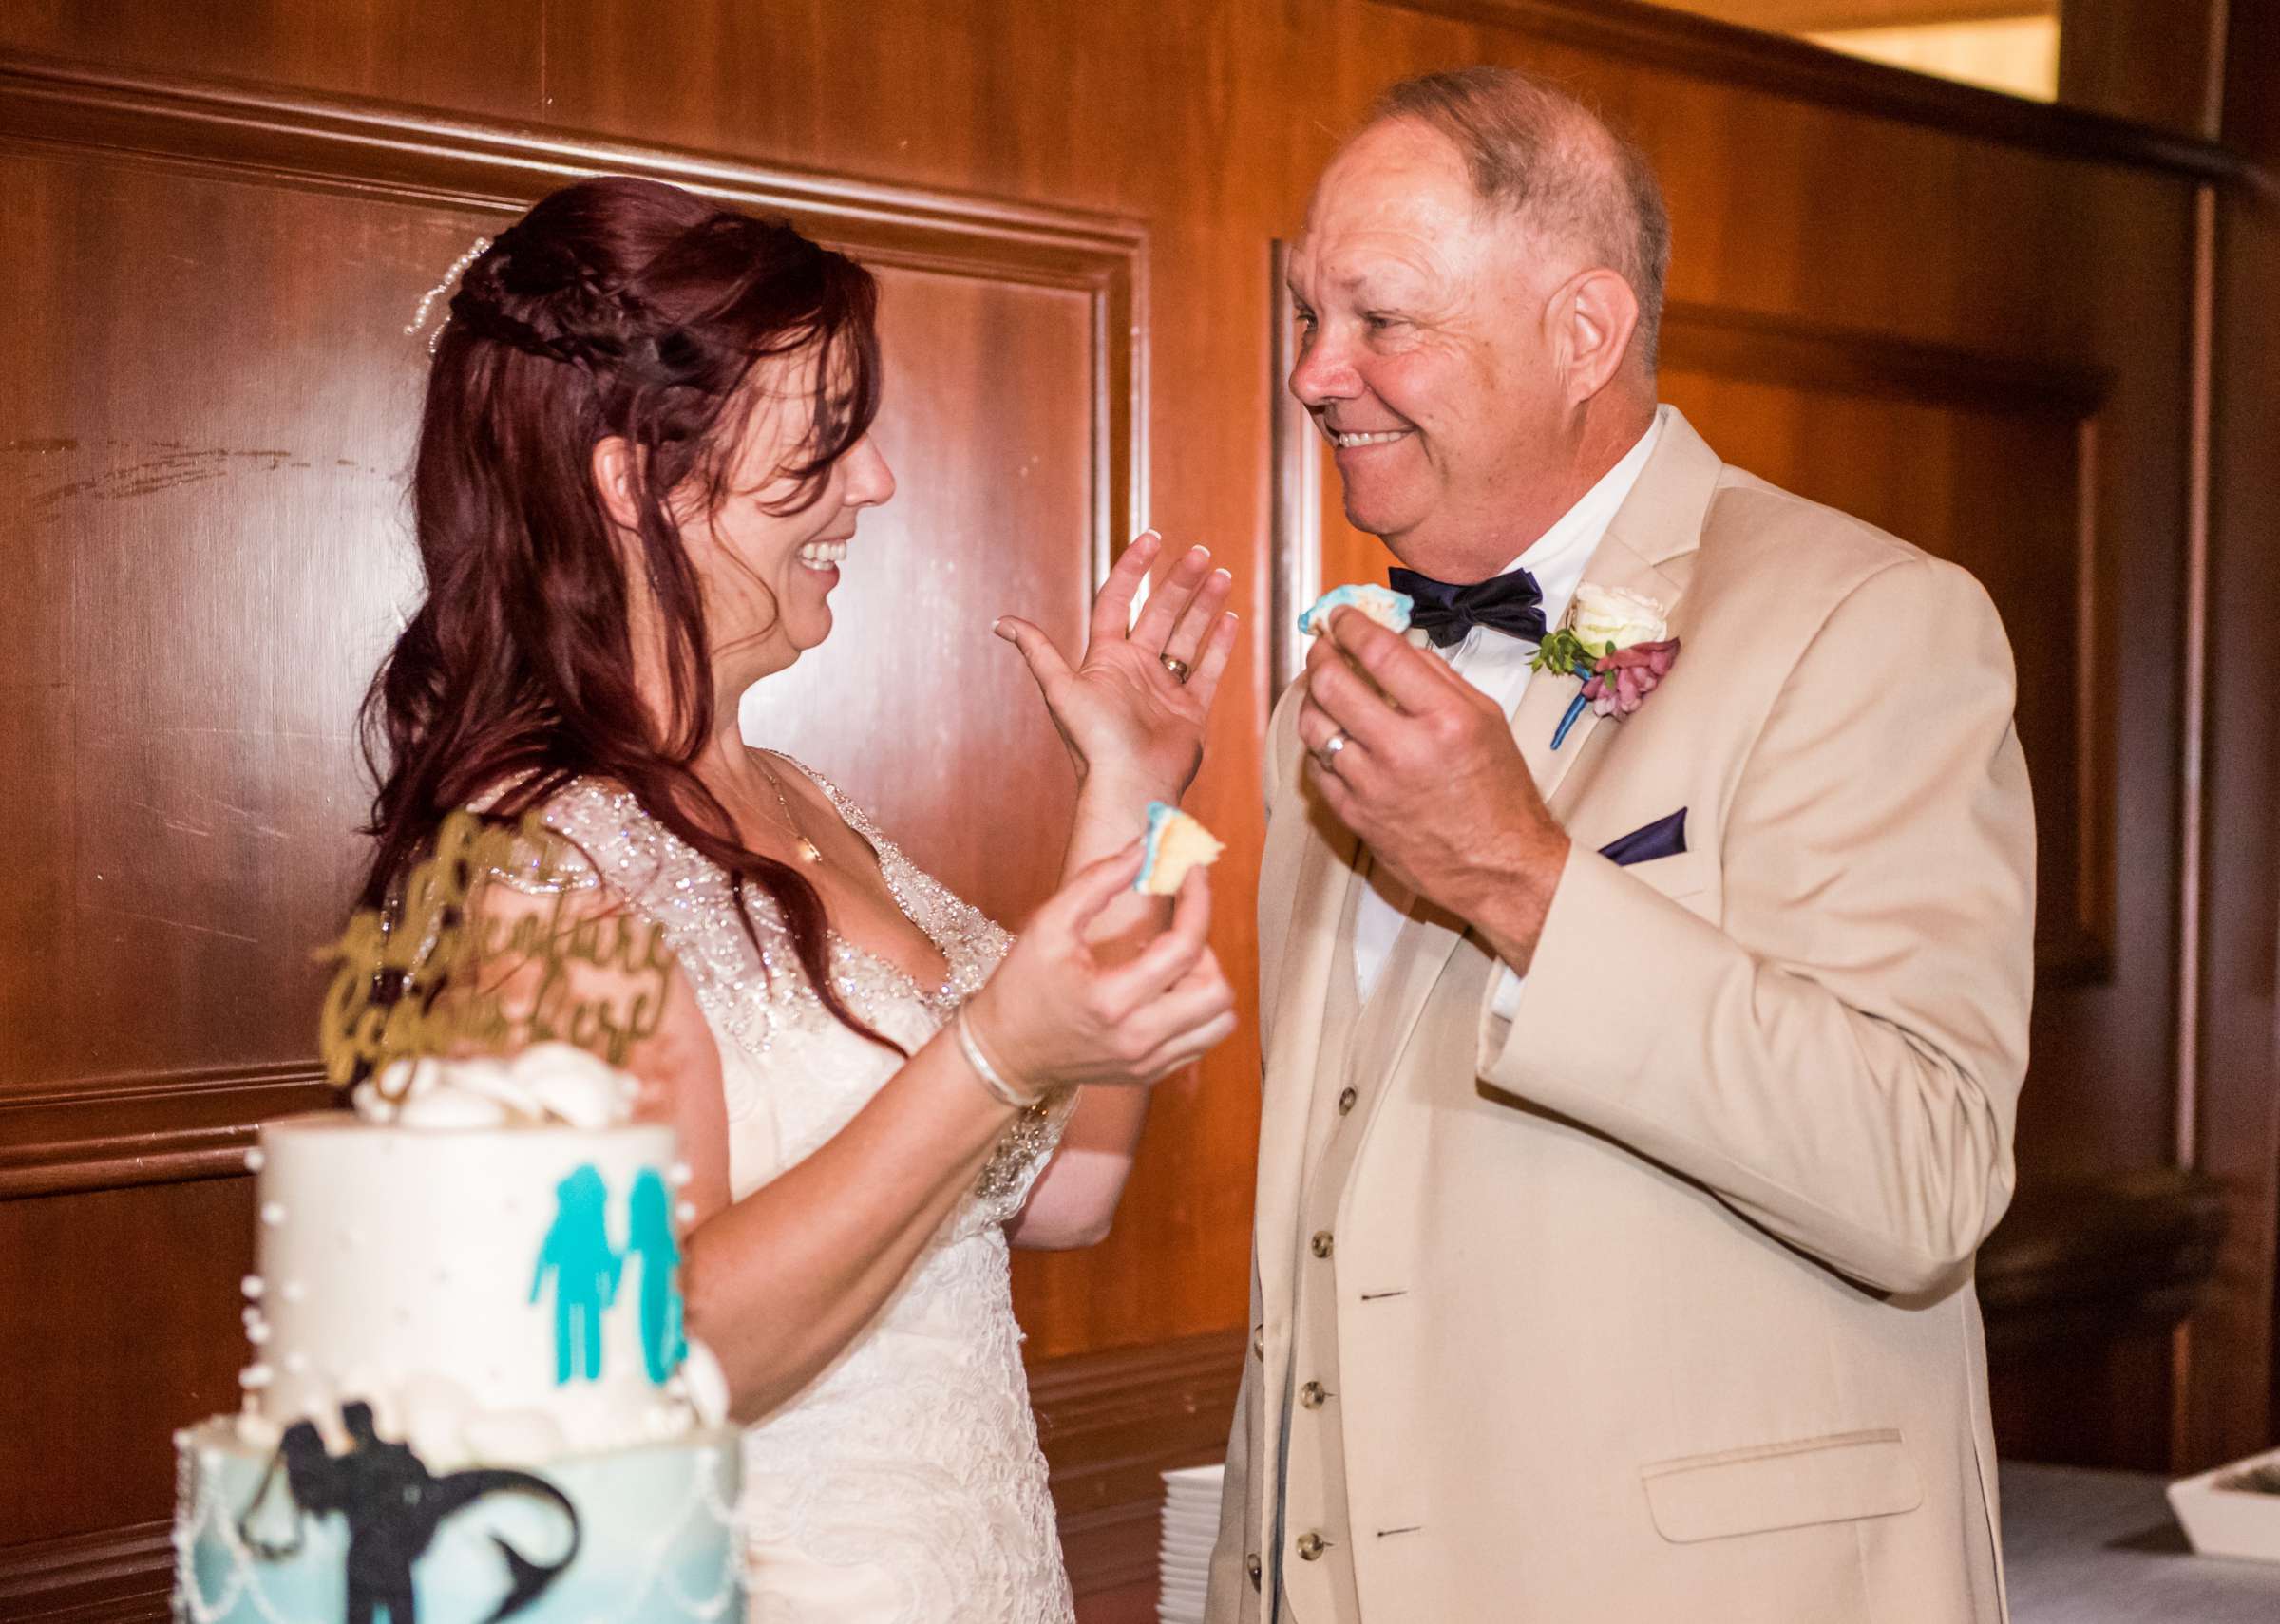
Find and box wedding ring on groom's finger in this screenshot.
[1158,653,1191,684]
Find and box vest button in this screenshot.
[1337,1086,1358,1114]
[1246,1553,1263,1590]
[1297,1531,1328,1561]
[1252,1324,1264,1358]
[1310,1230,1334,1259]
[1300,1380,1329,1408]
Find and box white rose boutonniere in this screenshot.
[1530,582,1682,749]
[1566,583,1668,650]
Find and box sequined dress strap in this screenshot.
[518,781,820,1088]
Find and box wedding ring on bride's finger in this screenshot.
[1316,730,1349,771]
[1158,653,1191,684]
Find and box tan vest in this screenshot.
[1274,868,1367,1616]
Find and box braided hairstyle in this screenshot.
[361,175,895,1050]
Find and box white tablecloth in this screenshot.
[2004,1462,2280,1622]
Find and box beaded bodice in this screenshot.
[532,766,1069,1229]
[528,765,1076,1623]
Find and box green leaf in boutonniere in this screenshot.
[1530,627,1606,680]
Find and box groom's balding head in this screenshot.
[1358,67,1670,369]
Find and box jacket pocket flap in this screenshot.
[1617,847,1712,902]
[1642,1429,1923,1543]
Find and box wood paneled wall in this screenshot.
[2176,0,2280,1478]
[1,1,2270,1616]
[2060,0,2227,136]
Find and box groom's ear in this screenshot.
[1549,266,1641,406]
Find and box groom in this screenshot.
[1206,68,2034,1624]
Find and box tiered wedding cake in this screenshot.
[173,1046,743,1624]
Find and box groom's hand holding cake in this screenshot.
[1296,605,1569,976]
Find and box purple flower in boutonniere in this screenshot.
[1583,639,1681,717]
[1530,583,1681,749]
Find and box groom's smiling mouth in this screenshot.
[1320,418,1415,449]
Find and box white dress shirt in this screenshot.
[1350,405,1670,1014]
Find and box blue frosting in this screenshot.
[1134,801,1180,893]
[1296,583,1414,637]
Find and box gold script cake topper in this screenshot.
[315,810,674,1089]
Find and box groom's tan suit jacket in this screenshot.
[1206,409,2034,1624]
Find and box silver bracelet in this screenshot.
[955,1005,1046,1109]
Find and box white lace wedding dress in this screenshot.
[536,765,1078,1624]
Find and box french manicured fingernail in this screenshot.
[992,617,1011,638]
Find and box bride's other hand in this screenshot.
[994,529,1239,799]
[965,840,1236,1093]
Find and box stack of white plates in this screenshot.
[1158,1463,1226,1623]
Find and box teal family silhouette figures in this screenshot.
[530,1165,620,1384]
[528,1161,687,1387]
[626,1168,687,1383]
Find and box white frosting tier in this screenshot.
[243,1107,695,1467]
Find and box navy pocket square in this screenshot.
[1598,808,1687,867]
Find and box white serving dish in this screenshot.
[2169,1444,2280,1560]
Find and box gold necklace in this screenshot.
[755,758,826,866]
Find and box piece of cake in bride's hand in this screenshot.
[1135,802,1225,896]
[1297,582,1414,637]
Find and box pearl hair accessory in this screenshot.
[403,234,493,353]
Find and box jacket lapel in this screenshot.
[1340,408,1722,1110]
[1516,529,1698,810]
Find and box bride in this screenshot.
[357,176,1240,1621]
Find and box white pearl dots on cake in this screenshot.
[234,1094,697,1463]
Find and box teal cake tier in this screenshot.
[174,1419,743,1624]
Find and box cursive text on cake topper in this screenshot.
[315,810,674,1088]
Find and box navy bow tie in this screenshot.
[1387,565,1548,649]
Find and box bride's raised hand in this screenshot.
[994,530,1239,799]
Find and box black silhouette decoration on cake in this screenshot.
[237,1400,581,1624]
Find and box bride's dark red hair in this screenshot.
[361,175,889,1047]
